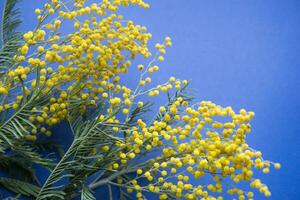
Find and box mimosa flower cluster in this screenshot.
[0,0,280,199]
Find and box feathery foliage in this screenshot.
[0,177,40,197]
[0,0,22,76]
[1,0,22,45]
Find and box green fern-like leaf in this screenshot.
[36,117,124,199]
[12,143,54,168]
[1,0,22,46]
[0,98,38,146]
[0,0,23,76]
[0,154,39,183]
[0,177,40,197]
[0,93,55,175]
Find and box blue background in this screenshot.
[1,0,300,199]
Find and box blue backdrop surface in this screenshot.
[1,0,300,199]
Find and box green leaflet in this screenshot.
[0,0,23,76]
[0,177,40,197]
